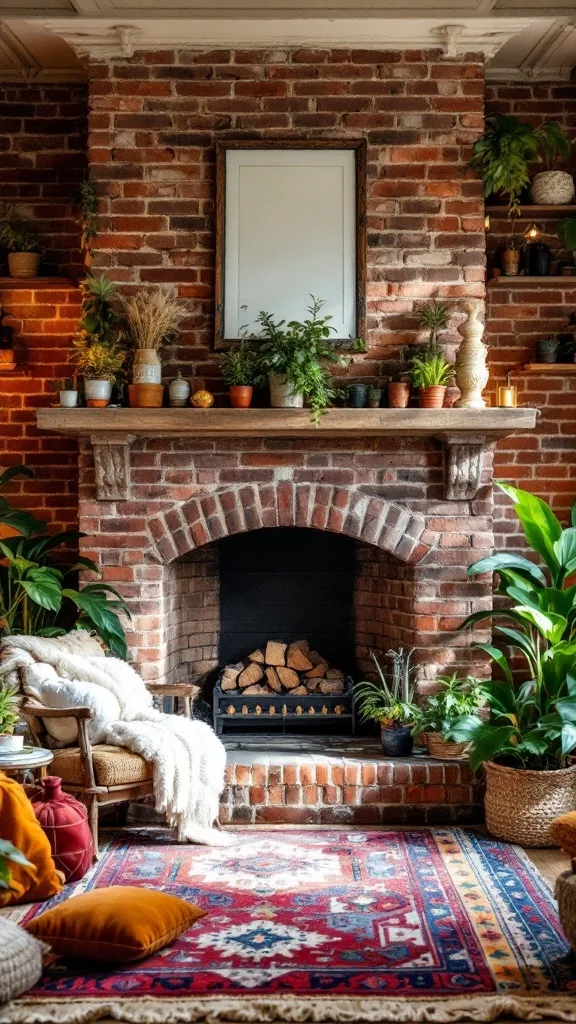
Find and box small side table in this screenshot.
[0,747,54,784]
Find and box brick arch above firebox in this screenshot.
[146,482,436,566]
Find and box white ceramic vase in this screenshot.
[133,349,162,384]
[454,300,489,409]
[269,373,304,409]
[59,390,78,408]
[168,370,191,407]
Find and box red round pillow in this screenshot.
[32,776,94,883]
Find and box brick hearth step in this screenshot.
[219,737,481,826]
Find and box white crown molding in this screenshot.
[38,16,537,61]
[486,64,574,81]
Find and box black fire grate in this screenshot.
[212,675,355,735]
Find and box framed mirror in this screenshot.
[215,140,366,347]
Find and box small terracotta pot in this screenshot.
[0,349,16,372]
[8,252,40,279]
[132,383,164,408]
[419,385,446,409]
[388,381,410,409]
[230,385,253,409]
[502,248,520,277]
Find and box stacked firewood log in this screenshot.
[220,640,346,696]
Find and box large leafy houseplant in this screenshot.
[254,296,344,424]
[0,465,130,658]
[449,483,576,773]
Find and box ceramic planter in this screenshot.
[230,385,253,408]
[0,349,16,372]
[502,248,520,277]
[8,252,40,279]
[0,734,23,752]
[59,390,78,408]
[381,724,413,758]
[347,384,368,408]
[530,170,575,206]
[133,349,162,385]
[168,371,190,407]
[537,341,559,363]
[388,381,410,409]
[269,373,303,409]
[84,379,112,408]
[132,383,164,408]
[419,385,446,409]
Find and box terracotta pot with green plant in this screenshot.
[0,464,130,657]
[410,350,454,409]
[354,648,418,757]
[254,297,345,424]
[0,684,22,752]
[0,210,43,279]
[448,483,576,847]
[220,340,258,408]
[414,673,485,760]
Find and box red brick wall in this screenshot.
[0,83,88,280]
[485,82,576,548]
[87,47,486,394]
[0,282,81,533]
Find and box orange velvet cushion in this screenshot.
[25,886,206,962]
[0,772,62,907]
[550,811,576,857]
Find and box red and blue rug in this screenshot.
[3,827,576,1023]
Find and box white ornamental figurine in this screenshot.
[455,300,489,409]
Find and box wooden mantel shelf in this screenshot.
[37,406,536,440]
[37,406,537,504]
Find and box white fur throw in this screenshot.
[0,632,231,847]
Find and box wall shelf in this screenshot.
[488,276,576,286]
[0,277,75,288]
[485,205,576,218]
[522,363,576,374]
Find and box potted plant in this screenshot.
[49,377,78,408]
[557,217,576,276]
[0,464,130,658]
[410,350,454,409]
[367,386,382,409]
[220,340,257,408]
[448,483,576,847]
[254,296,344,424]
[530,121,574,205]
[417,301,450,348]
[537,337,559,364]
[0,210,43,279]
[0,684,22,752]
[354,648,418,757]
[415,673,485,760]
[502,233,522,277]
[122,287,187,404]
[72,340,125,407]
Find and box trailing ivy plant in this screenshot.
[448,483,576,772]
[0,465,130,658]
[75,178,100,255]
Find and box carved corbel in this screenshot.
[442,434,490,501]
[90,433,135,501]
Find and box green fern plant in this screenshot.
[410,352,454,389]
[416,301,450,347]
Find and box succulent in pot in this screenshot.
[448,483,576,847]
[537,337,559,364]
[0,209,43,279]
[414,673,485,760]
[253,296,345,424]
[354,648,418,757]
[122,286,187,386]
[220,340,258,408]
[367,386,382,409]
[0,683,22,751]
[410,350,455,409]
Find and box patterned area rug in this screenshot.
[2,827,575,1024]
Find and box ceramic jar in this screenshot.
[347,384,368,408]
[59,390,78,408]
[530,171,574,206]
[168,370,191,407]
[268,373,303,409]
[84,380,112,408]
[133,349,162,384]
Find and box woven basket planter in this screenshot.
[426,732,468,760]
[484,761,576,848]
[530,170,574,205]
[555,870,576,953]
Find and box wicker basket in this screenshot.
[530,170,574,205]
[484,761,576,848]
[426,732,468,760]
[555,870,576,953]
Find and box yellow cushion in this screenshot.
[52,745,153,787]
[0,773,63,907]
[25,886,206,962]
[550,812,576,857]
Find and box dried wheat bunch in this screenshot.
[122,287,187,350]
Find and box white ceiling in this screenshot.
[0,5,574,82]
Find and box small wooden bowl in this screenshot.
[131,383,164,408]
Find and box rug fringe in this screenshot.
[2,994,576,1024]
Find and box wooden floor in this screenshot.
[524,845,571,886]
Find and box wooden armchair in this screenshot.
[21,683,200,854]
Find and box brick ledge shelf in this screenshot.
[37,406,537,503]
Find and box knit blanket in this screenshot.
[0,632,231,847]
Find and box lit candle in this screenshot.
[497,372,517,408]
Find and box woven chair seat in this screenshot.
[52,745,153,788]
